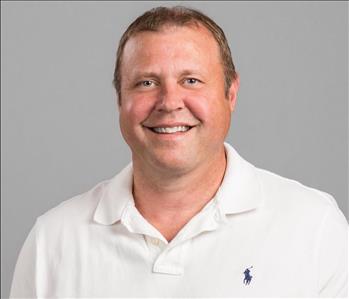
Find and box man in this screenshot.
[11,6,348,298]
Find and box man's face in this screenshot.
[119,25,239,174]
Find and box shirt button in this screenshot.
[151,238,160,246]
[214,212,221,221]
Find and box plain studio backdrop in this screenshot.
[1,1,348,297]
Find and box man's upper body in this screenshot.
[10,6,348,298]
[10,143,348,297]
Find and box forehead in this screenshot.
[121,24,221,70]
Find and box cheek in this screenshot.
[121,95,155,125]
[184,93,231,134]
[185,93,226,124]
[184,96,211,122]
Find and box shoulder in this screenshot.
[35,178,110,232]
[29,163,133,243]
[255,166,347,226]
[251,166,347,297]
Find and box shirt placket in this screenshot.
[121,199,226,276]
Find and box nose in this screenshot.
[155,82,184,112]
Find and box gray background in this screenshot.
[1,1,348,297]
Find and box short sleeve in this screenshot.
[317,198,348,298]
[10,221,38,298]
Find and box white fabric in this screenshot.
[10,143,348,298]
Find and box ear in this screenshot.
[227,73,240,112]
[117,92,122,111]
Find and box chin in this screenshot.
[151,154,195,174]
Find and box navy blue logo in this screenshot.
[243,266,253,285]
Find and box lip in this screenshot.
[143,124,197,139]
[143,122,196,129]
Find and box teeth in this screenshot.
[152,126,191,134]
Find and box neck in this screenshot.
[132,146,227,241]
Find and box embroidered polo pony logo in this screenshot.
[243,266,253,285]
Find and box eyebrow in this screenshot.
[132,72,159,81]
[132,69,203,81]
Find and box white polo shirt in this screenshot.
[10,143,348,298]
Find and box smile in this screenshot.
[150,126,192,134]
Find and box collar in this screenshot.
[93,163,134,225]
[93,142,263,225]
[216,142,263,215]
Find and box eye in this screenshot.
[135,80,155,88]
[184,78,200,85]
[141,80,154,87]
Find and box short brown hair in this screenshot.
[113,6,237,104]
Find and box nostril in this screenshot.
[156,94,185,112]
[157,107,183,113]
